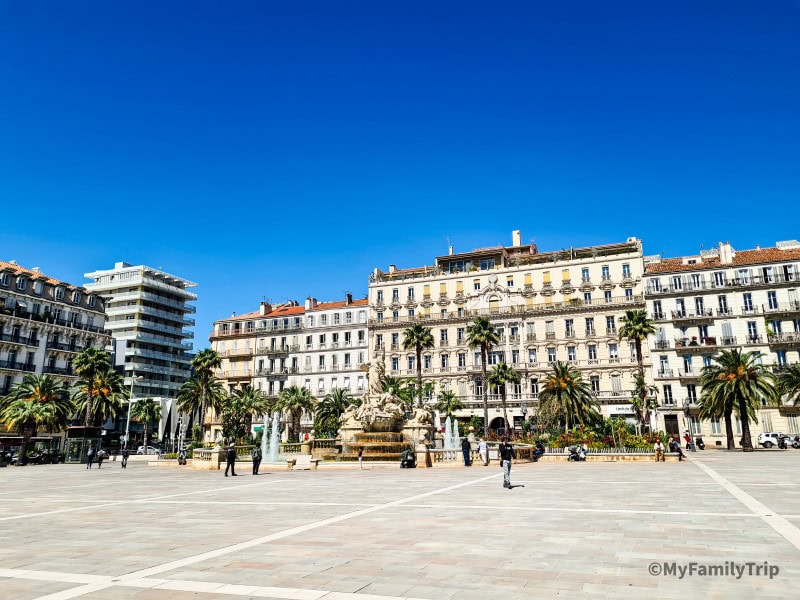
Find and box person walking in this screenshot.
[121,448,129,469]
[461,436,472,466]
[251,445,262,475]
[478,438,488,466]
[96,448,107,468]
[86,444,96,470]
[357,447,363,470]
[498,437,516,489]
[654,439,665,462]
[224,443,237,476]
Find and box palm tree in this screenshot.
[275,385,317,442]
[189,349,222,438]
[177,377,226,432]
[629,373,659,434]
[487,362,520,433]
[72,347,111,427]
[130,398,162,449]
[0,375,73,466]
[315,388,356,438]
[699,349,777,451]
[402,323,434,407]
[466,317,500,437]
[221,387,271,443]
[618,309,656,430]
[538,362,599,433]
[73,368,128,427]
[434,389,463,420]
[776,363,800,406]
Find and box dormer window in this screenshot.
[55,287,64,300]
[0,273,8,286]
[16,277,26,291]
[72,291,82,304]
[33,281,43,295]
[87,295,96,308]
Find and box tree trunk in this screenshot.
[16,429,31,466]
[501,387,510,434]
[143,422,148,448]
[83,375,94,428]
[738,395,754,451]
[416,346,423,408]
[481,346,489,438]
[199,385,207,442]
[636,339,647,432]
[724,409,735,450]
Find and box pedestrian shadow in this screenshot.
[508,484,525,489]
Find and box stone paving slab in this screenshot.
[0,453,798,599]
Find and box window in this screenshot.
[511,349,519,364]
[601,265,610,280]
[321,314,328,325]
[391,333,399,348]
[0,273,7,286]
[457,327,465,342]
[588,345,597,361]
[606,316,615,333]
[717,295,728,315]
[583,292,592,303]
[16,277,26,291]
[376,334,383,348]
[625,288,633,300]
[675,298,685,317]
[547,347,556,362]
[788,414,799,435]
[473,279,481,291]
[586,317,595,335]
[55,287,64,299]
[768,291,778,310]
[567,346,576,361]
[747,321,758,341]
[672,276,683,291]
[687,384,697,402]
[88,295,96,308]
[440,354,448,369]
[590,376,600,393]
[714,272,726,286]
[307,316,314,327]
[480,258,495,270]
[407,356,415,370]
[424,355,432,369]
[344,353,351,367]
[622,263,631,278]
[565,319,574,337]
[392,310,399,322]
[604,290,612,303]
[663,384,673,405]
[358,310,366,323]
[611,374,622,394]
[376,290,384,303]
[581,268,590,282]
[392,288,399,301]
[458,353,466,367]
[333,313,341,325]
[408,308,415,318]
[407,287,415,299]
[691,419,702,435]
[695,297,704,314]
[528,348,537,363]
[506,276,514,287]
[738,268,751,284]
[391,357,399,371]
[545,320,555,339]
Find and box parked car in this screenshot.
[757,432,785,448]
[136,445,160,455]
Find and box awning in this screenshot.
[15,299,27,309]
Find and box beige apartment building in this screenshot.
[644,240,800,445]
[367,231,650,430]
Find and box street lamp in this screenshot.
[683,399,696,452]
[521,404,528,434]
[124,375,143,450]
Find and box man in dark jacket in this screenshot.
[461,437,472,466]
[498,437,516,488]
[224,443,237,476]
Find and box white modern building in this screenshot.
[85,262,196,442]
[368,231,650,430]
[644,241,800,444]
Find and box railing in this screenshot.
[46,341,84,352]
[220,347,254,358]
[671,309,714,321]
[0,360,36,372]
[655,369,673,378]
[42,365,75,376]
[0,332,39,346]
[369,295,644,325]
[768,333,800,345]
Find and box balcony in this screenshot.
[0,360,36,373]
[606,328,617,336]
[670,309,714,325]
[651,312,666,322]
[220,347,254,358]
[42,365,75,376]
[256,346,289,357]
[678,369,701,382]
[767,332,800,348]
[46,341,84,353]
[654,368,674,378]
[674,336,737,354]
[0,332,39,347]
[762,301,800,319]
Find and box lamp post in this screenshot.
[683,399,696,452]
[124,375,143,450]
[521,404,528,435]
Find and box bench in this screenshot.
[287,454,321,471]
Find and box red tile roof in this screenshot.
[0,260,79,290]
[645,247,800,274]
[266,305,305,317]
[308,298,369,311]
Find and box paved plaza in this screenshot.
[0,452,798,599]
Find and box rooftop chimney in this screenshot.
[718,241,736,265]
[259,301,270,316]
[512,230,521,247]
[389,265,397,274]
[448,245,454,256]
[304,297,318,310]
[346,293,353,305]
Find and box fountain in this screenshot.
[267,412,280,463]
[443,417,453,450]
[452,419,461,450]
[338,347,434,462]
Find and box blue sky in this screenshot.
[1,1,798,349]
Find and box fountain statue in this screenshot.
[338,346,434,462]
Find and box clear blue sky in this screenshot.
[1,1,798,349]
